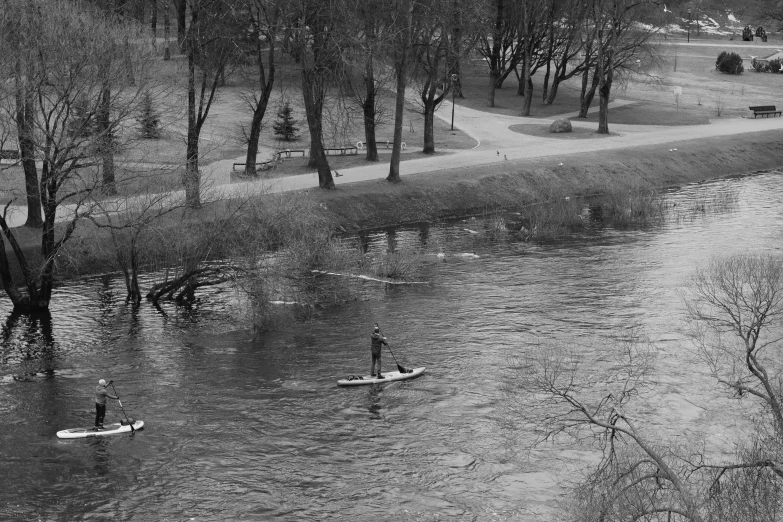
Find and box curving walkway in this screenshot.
[6,91,783,228]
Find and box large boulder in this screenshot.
[549,119,572,133]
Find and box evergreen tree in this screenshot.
[136,91,161,139]
[272,101,299,141]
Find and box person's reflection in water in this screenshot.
[367,386,382,419]
[89,438,111,475]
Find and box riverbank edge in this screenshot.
[4,128,783,290]
[313,129,783,232]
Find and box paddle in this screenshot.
[376,324,410,374]
[109,381,135,433]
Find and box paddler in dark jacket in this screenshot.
[370,326,387,378]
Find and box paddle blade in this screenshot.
[397,364,410,374]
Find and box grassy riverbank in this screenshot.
[311,128,783,231]
[4,128,783,290]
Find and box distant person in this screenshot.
[370,325,387,378]
[94,379,118,430]
[757,26,767,42]
[743,25,753,41]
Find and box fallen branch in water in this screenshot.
[311,270,429,285]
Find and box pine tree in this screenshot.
[272,102,299,141]
[136,91,161,139]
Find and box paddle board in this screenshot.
[337,367,426,386]
[56,421,144,439]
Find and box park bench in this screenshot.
[232,160,274,175]
[748,105,782,118]
[324,146,358,156]
[0,149,20,163]
[273,149,307,160]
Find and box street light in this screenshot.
[687,9,691,43]
[450,73,458,131]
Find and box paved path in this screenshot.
[6,90,783,228]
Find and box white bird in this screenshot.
[669,148,677,152]
[558,162,563,166]
[663,4,672,13]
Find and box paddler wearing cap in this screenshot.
[370,324,388,379]
[94,379,118,430]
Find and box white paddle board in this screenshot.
[337,367,426,386]
[56,421,144,439]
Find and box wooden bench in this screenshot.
[749,105,782,118]
[0,149,20,161]
[324,146,358,156]
[232,160,274,175]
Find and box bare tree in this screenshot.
[237,0,284,176]
[387,0,416,183]
[504,334,705,521]
[295,0,340,189]
[182,0,238,207]
[410,0,479,154]
[477,0,524,107]
[341,0,392,162]
[592,0,659,134]
[0,0,155,311]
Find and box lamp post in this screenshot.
[450,73,458,131]
[687,9,691,42]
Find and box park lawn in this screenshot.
[116,59,477,168]
[577,102,713,125]
[453,37,783,125]
[453,57,592,119]
[508,124,618,139]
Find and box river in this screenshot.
[1,172,781,521]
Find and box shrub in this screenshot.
[716,51,744,74]
[751,58,769,72]
[770,58,782,73]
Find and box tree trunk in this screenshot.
[423,99,436,154]
[597,26,612,135]
[98,82,117,195]
[176,0,186,51]
[301,68,334,189]
[16,84,42,228]
[151,0,158,40]
[363,57,379,161]
[244,35,275,177]
[522,39,533,116]
[578,67,599,118]
[545,77,560,105]
[387,56,407,183]
[185,54,201,207]
[163,0,171,60]
[488,71,498,107]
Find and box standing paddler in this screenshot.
[94,379,118,430]
[370,325,388,378]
